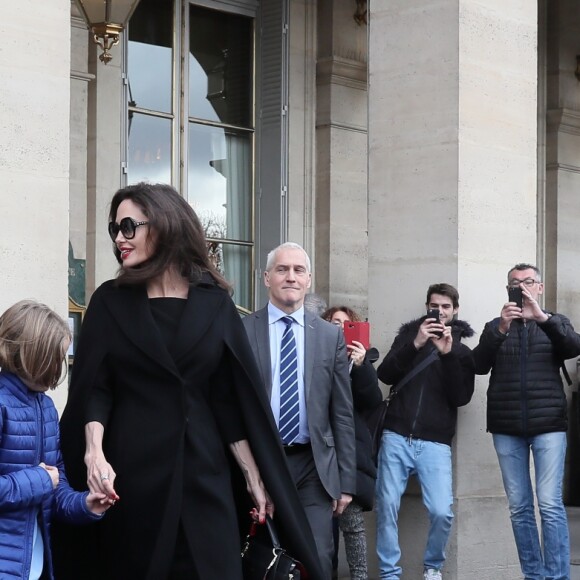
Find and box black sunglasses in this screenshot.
[108,217,149,242]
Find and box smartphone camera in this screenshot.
[508,287,523,309]
[426,308,443,338]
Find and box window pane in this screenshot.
[128,0,173,113]
[128,113,171,185]
[189,6,252,127]
[207,241,252,312]
[188,123,252,242]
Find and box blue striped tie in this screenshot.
[279,316,300,444]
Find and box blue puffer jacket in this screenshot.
[0,372,101,579]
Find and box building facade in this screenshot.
[1,0,579,577]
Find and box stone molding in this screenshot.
[71,70,95,82]
[546,162,580,173]
[71,14,88,30]
[546,108,580,136]
[315,120,367,133]
[316,56,367,90]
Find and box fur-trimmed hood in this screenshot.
[397,316,475,339]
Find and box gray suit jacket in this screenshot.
[243,306,356,499]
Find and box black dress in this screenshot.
[149,297,241,580]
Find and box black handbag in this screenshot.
[366,349,440,464]
[241,515,306,579]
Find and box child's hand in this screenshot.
[39,463,59,489]
[86,492,115,515]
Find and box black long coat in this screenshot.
[349,352,383,510]
[52,279,323,580]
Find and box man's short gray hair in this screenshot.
[265,242,311,272]
[507,263,542,283]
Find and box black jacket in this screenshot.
[350,349,383,510]
[377,317,475,445]
[473,313,580,436]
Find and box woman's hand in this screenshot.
[347,340,366,367]
[247,485,275,523]
[84,422,119,502]
[230,439,275,523]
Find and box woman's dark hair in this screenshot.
[109,182,230,291]
[322,306,362,323]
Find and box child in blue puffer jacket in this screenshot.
[0,300,113,580]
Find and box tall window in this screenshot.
[127,0,255,311]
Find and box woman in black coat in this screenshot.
[323,306,383,580]
[52,183,323,580]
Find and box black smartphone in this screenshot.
[508,286,523,308]
[426,308,443,338]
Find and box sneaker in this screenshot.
[423,569,442,580]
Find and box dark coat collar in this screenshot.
[99,280,228,379]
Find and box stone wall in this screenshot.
[0,1,71,412]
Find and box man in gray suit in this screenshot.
[243,242,356,578]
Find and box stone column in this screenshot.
[314,0,368,314]
[287,0,317,276]
[85,36,124,294]
[545,0,580,503]
[368,1,538,578]
[70,7,95,308]
[0,1,71,410]
[0,1,71,310]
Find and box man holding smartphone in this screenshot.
[473,263,580,580]
[375,283,475,580]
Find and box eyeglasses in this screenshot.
[507,278,539,288]
[108,217,149,242]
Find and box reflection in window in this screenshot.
[128,0,173,114]
[127,114,171,185]
[207,241,252,311]
[188,124,251,242]
[189,6,252,126]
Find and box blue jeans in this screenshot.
[375,430,453,579]
[493,432,569,580]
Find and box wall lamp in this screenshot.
[73,0,142,64]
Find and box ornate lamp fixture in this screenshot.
[73,0,142,64]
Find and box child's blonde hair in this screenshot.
[0,300,71,389]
